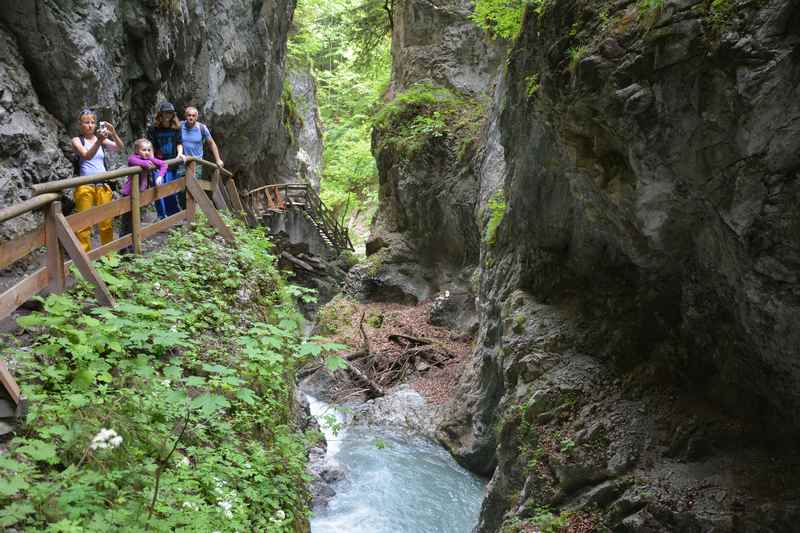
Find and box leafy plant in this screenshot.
[567,45,588,73]
[1,217,339,531]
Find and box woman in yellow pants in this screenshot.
[71,109,124,252]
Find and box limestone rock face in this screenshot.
[284,69,324,190]
[363,0,503,304]
[434,0,800,530]
[390,0,503,96]
[0,0,296,220]
[0,31,72,240]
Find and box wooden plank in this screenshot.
[87,234,133,261]
[46,202,65,293]
[225,179,246,215]
[0,361,21,405]
[0,225,45,269]
[185,163,197,224]
[211,170,229,211]
[141,211,186,240]
[67,196,131,232]
[31,158,182,195]
[64,179,185,233]
[0,193,60,224]
[139,177,185,206]
[198,179,213,191]
[0,267,49,321]
[186,176,235,244]
[131,174,142,255]
[55,212,115,307]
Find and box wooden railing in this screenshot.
[243,183,354,250]
[0,156,244,407]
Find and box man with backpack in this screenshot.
[181,106,224,180]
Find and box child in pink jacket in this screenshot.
[123,138,168,194]
[120,139,169,252]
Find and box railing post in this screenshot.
[132,173,143,255]
[211,168,228,210]
[45,201,65,293]
[185,162,196,224]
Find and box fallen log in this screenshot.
[388,333,434,347]
[344,359,384,398]
[280,251,315,272]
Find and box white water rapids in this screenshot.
[306,395,486,533]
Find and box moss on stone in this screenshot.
[316,294,359,336]
[373,83,484,159]
[484,190,507,247]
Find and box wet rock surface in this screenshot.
[417,0,800,530]
[356,0,503,303]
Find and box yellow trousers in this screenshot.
[75,184,114,252]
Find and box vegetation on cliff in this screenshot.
[0,220,342,531]
[372,83,485,160]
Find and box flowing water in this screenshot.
[307,395,486,533]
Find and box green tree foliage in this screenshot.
[289,0,392,248]
[470,0,552,40]
[0,218,344,531]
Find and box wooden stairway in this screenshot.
[242,183,354,251]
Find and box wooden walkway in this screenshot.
[0,157,242,411]
[242,183,354,251]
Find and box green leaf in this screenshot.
[324,355,348,372]
[201,363,233,375]
[15,439,59,464]
[71,368,95,389]
[190,394,230,417]
[298,343,323,357]
[164,365,183,380]
[0,501,35,527]
[184,376,206,387]
[0,476,29,496]
[235,388,257,405]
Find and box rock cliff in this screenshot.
[373,0,800,530]
[0,0,297,236]
[352,0,503,307]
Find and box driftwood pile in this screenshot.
[315,313,457,400]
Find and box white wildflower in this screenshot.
[275,510,286,520]
[161,379,171,387]
[218,499,233,518]
[177,456,191,467]
[184,251,193,261]
[90,428,123,450]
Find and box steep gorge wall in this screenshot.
[354,0,503,307]
[0,0,296,240]
[433,0,800,531]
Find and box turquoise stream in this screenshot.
[307,396,486,533]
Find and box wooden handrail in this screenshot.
[0,193,62,223]
[187,156,234,179]
[31,158,183,195]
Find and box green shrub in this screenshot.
[0,217,344,531]
[373,84,484,159]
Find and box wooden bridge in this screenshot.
[0,158,351,415]
[243,183,354,251]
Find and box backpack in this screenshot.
[71,136,85,176]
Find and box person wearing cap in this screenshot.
[146,101,184,218]
[180,106,224,181]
